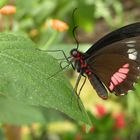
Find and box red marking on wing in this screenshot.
[113,73,124,83]
[109,82,114,91]
[119,68,129,74]
[115,72,127,79]
[111,76,119,85]
[123,63,129,68]
[109,63,130,91]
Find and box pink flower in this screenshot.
[89,126,95,133]
[81,124,86,133]
[95,104,107,117]
[113,113,126,129]
[114,136,121,140]
[75,134,83,140]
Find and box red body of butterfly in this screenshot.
[70,22,140,99]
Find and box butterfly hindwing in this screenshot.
[86,36,140,95]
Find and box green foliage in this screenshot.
[0,96,74,125]
[74,0,124,32]
[31,106,126,140]
[127,81,140,124]
[0,97,45,124]
[3,0,124,43]
[88,111,115,132]
[0,0,8,7]
[0,33,91,125]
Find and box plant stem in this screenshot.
[5,16,10,32]
[40,31,58,50]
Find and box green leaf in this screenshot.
[0,33,91,125]
[0,96,44,124]
[0,96,69,125]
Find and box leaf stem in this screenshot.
[5,16,10,32]
[40,31,58,50]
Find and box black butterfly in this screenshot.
[70,22,140,99]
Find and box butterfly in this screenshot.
[70,22,140,99]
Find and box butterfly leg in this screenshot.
[73,74,82,96]
[76,75,86,111]
[71,73,82,110]
[52,49,74,69]
[77,75,87,97]
[40,49,75,69]
[47,64,70,80]
[60,60,69,69]
[71,73,87,111]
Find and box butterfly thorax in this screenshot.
[70,49,92,76]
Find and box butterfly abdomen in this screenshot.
[88,73,108,99]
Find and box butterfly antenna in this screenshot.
[73,26,79,50]
[72,8,77,27]
[72,8,79,50]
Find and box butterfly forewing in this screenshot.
[85,22,140,57]
[88,36,140,62]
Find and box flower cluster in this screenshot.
[45,19,69,32]
[0,5,16,15]
[75,104,126,140]
[94,104,126,130]
[50,19,69,32]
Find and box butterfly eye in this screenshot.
[71,49,78,57]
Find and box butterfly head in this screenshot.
[70,49,80,58]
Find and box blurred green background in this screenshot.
[1,0,140,140]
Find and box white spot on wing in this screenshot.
[127,48,136,53]
[128,54,137,60]
[127,44,135,47]
[126,40,136,48]
[120,93,125,96]
[127,48,138,60]
[128,90,133,93]
[133,82,136,87]
[132,51,138,56]
[126,40,136,44]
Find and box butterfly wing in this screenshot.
[85,22,140,58]
[86,36,140,95]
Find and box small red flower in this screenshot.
[114,136,121,140]
[0,5,16,15]
[95,104,107,117]
[113,113,126,129]
[81,124,86,133]
[89,126,95,133]
[75,134,83,140]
